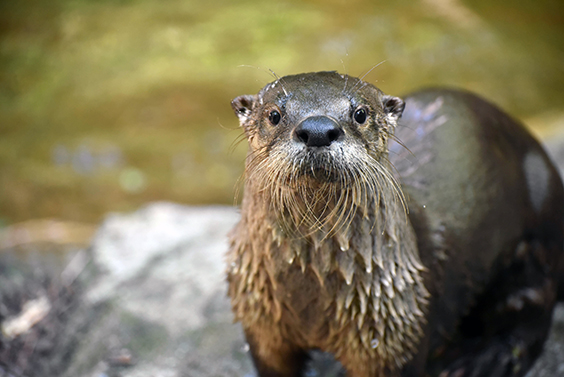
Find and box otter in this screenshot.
[226,71,564,377]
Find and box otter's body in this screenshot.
[227,72,564,377]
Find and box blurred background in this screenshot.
[1,0,563,239]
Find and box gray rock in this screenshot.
[69,204,255,377]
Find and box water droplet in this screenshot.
[370,338,379,349]
[242,343,250,353]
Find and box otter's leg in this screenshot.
[440,240,557,377]
[244,330,309,377]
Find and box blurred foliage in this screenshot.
[0,0,563,224]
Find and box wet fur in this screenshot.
[226,72,564,377]
[228,72,428,376]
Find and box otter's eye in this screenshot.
[268,110,281,126]
[354,108,367,124]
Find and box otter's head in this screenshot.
[232,71,406,234]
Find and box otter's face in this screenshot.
[232,71,404,185]
[232,71,406,231]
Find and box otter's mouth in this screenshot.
[293,149,342,183]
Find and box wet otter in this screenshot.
[226,71,564,377]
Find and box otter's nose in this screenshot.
[294,116,344,147]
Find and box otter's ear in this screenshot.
[231,95,257,124]
[382,95,405,122]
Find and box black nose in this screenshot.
[294,116,344,147]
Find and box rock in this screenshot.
[0,204,255,377]
[65,203,255,377]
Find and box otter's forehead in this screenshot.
[283,92,352,119]
[258,71,380,117]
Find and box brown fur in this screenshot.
[227,72,428,376]
[226,72,564,377]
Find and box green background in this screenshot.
[1,0,563,225]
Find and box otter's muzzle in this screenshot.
[294,116,344,147]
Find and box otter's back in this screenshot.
[389,88,564,342]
